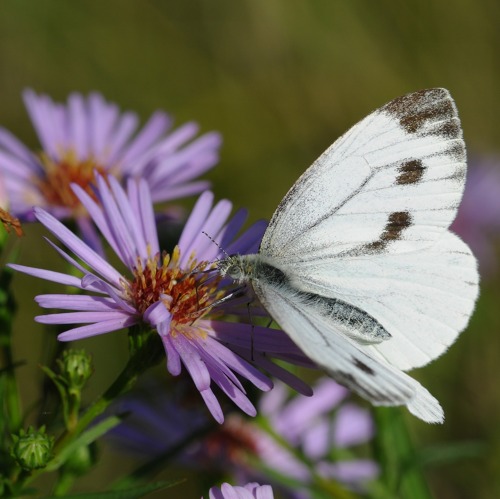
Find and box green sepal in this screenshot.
[10,425,54,471]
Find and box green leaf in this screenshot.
[418,440,487,467]
[45,415,124,472]
[373,406,433,499]
[45,480,184,499]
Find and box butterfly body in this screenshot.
[218,88,479,423]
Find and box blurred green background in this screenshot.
[1,1,499,497]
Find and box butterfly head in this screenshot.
[216,255,256,284]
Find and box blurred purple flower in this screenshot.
[9,177,310,422]
[0,90,221,228]
[108,378,377,496]
[206,482,274,499]
[451,156,500,276]
[258,378,378,491]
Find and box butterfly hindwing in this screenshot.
[282,230,479,370]
[252,276,444,423]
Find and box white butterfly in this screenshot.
[218,88,479,423]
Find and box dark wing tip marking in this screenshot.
[383,88,461,139]
[396,159,426,185]
[446,141,467,163]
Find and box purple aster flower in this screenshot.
[9,176,310,422]
[451,156,500,276]
[206,482,274,499]
[0,90,221,227]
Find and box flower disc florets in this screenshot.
[37,151,107,215]
[128,246,222,333]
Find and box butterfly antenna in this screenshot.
[202,231,231,259]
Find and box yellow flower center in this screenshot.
[128,246,223,336]
[36,150,108,215]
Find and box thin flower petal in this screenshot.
[178,191,214,256]
[200,388,224,424]
[173,334,211,391]
[33,207,123,286]
[333,403,375,447]
[56,316,137,341]
[119,111,171,166]
[35,294,122,311]
[0,128,37,165]
[36,310,131,325]
[106,112,139,164]
[207,363,257,417]
[162,335,182,376]
[81,274,136,314]
[8,263,87,290]
[68,93,88,159]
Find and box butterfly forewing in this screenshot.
[260,88,466,263]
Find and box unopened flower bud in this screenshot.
[11,426,54,470]
[57,349,93,391]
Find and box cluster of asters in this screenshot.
[3,90,314,423]
[109,376,378,497]
[4,90,496,493]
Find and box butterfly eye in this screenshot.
[227,264,243,280]
[217,258,243,280]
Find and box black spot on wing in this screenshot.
[364,211,412,253]
[383,88,460,139]
[353,357,375,375]
[396,159,425,185]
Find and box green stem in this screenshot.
[21,329,163,490]
[52,470,76,496]
[373,407,434,499]
[56,330,162,453]
[66,390,81,432]
[0,268,22,436]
